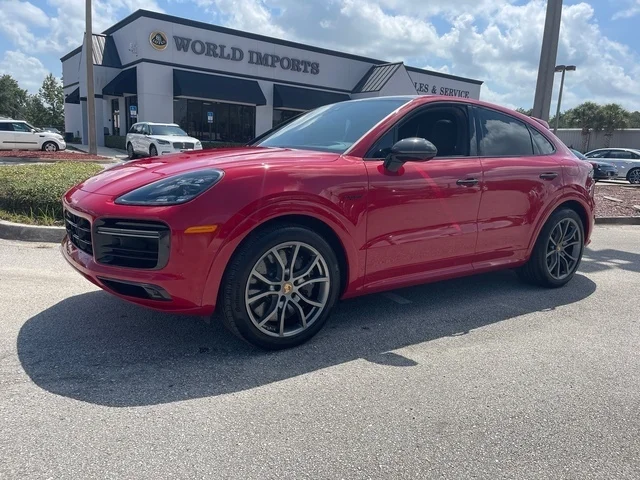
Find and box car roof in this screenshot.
[135,122,180,126]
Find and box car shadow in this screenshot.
[17,270,596,407]
[580,248,640,274]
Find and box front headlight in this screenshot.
[157,139,170,145]
[115,169,224,206]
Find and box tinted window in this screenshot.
[128,125,137,134]
[530,128,555,154]
[0,123,12,131]
[149,125,187,136]
[257,98,410,154]
[477,108,534,156]
[609,150,633,159]
[586,150,610,158]
[368,130,395,159]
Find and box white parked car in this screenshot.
[584,148,640,184]
[125,122,202,159]
[0,119,66,151]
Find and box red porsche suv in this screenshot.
[62,96,595,349]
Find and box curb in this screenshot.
[595,217,640,225]
[0,219,65,243]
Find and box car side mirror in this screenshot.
[30,129,37,133]
[383,137,438,173]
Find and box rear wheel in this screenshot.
[42,141,58,152]
[149,144,158,157]
[127,143,136,159]
[220,224,340,349]
[627,168,640,185]
[517,209,584,288]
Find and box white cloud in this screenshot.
[0,50,50,92]
[613,0,640,19]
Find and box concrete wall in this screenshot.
[555,129,640,152]
[137,63,173,123]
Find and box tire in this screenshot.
[42,141,58,152]
[517,208,584,288]
[627,168,640,185]
[220,224,341,350]
[149,144,158,157]
[127,143,136,160]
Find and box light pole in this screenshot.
[532,0,563,121]
[553,64,576,133]
[85,0,97,155]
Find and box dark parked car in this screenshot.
[571,149,618,181]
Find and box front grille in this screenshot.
[93,219,170,269]
[173,142,195,149]
[64,209,93,255]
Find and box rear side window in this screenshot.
[586,150,610,158]
[477,107,534,157]
[609,151,633,159]
[530,127,555,154]
[0,123,12,131]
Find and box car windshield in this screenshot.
[149,125,188,136]
[571,149,587,160]
[256,98,411,153]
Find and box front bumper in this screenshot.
[61,201,218,315]
[157,145,203,156]
[594,168,617,180]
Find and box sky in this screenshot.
[0,0,639,112]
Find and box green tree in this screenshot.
[36,73,64,127]
[627,111,640,128]
[516,107,533,116]
[600,103,628,147]
[24,95,48,127]
[0,74,28,119]
[563,102,603,151]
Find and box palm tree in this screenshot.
[600,104,628,147]
[565,102,602,152]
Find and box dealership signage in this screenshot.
[154,32,320,75]
[414,82,470,98]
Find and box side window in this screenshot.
[368,130,395,159]
[587,150,609,158]
[477,108,534,157]
[0,123,13,131]
[397,105,470,157]
[529,127,555,155]
[142,124,150,135]
[128,124,137,134]
[610,151,632,159]
[12,122,31,133]
[632,152,640,159]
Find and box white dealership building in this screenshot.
[61,9,483,146]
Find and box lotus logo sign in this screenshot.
[149,31,168,51]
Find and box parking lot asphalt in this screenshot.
[1,226,639,479]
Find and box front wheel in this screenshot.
[42,141,58,152]
[220,224,341,349]
[627,168,640,185]
[127,143,136,160]
[517,209,584,288]
[149,144,158,157]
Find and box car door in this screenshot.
[138,124,151,154]
[131,124,144,154]
[602,150,639,179]
[363,103,483,289]
[473,106,564,269]
[12,122,39,150]
[0,122,14,149]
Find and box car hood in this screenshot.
[149,135,200,144]
[77,147,340,196]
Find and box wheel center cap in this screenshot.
[283,283,293,294]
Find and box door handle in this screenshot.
[539,172,558,180]
[456,178,479,186]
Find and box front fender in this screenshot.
[199,198,365,312]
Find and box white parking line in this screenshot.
[382,292,412,304]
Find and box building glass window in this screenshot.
[273,109,302,128]
[111,99,120,136]
[173,98,255,143]
[125,95,138,132]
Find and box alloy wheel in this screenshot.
[245,241,331,338]
[545,218,582,281]
[629,169,640,184]
[44,142,57,152]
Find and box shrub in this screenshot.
[105,135,127,150]
[0,162,103,225]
